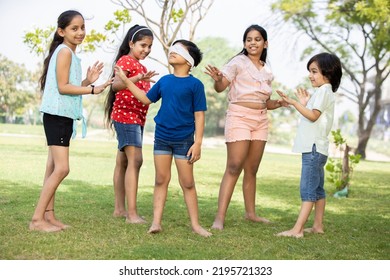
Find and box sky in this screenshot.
[0,0,308,88]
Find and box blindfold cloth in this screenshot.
[169,44,195,69]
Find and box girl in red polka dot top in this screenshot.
[104,25,158,224]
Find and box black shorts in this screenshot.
[43,113,73,146]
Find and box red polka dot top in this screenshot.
[111,55,150,126]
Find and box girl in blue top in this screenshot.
[276,52,342,238]
[30,10,112,232]
[115,40,212,237]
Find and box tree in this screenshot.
[111,0,215,71]
[0,55,37,123]
[271,0,390,159]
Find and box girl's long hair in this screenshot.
[103,25,153,129]
[39,10,83,91]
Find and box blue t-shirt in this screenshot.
[146,74,207,140]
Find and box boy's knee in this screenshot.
[131,157,143,170]
[180,180,195,190]
[155,175,170,187]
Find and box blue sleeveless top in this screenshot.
[40,44,86,138]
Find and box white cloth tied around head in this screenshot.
[169,44,194,69]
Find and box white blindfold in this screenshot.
[169,44,195,69]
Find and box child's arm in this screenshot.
[276,90,321,122]
[266,98,289,110]
[112,69,158,92]
[114,66,152,105]
[205,65,230,93]
[187,111,205,164]
[56,49,112,95]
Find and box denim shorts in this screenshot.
[113,121,144,151]
[43,113,73,147]
[154,135,194,160]
[300,144,328,202]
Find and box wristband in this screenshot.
[91,85,95,95]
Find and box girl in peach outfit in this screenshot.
[205,24,286,230]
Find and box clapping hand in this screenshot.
[86,61,104,84]
[295,88,310,106]
[205,65,223,82]
[276,90,295,105]
[114,66,127,82]
[135,70,159,83]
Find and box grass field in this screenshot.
[0,124,389,260]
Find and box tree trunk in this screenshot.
[356,85,383,159]
[356,132,369,159]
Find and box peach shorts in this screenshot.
[225,103,269,143]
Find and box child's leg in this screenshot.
[175,159,211,237]
[305,198,325,233]
[44,194,70,230]
[305,151,327,234]
[276,201,314,238]
[277,147,323,238]
[242,140,270,223]
[113,151,127,217]
[123,146,145,223]
[212,141,249,230]
[40,152,69,230]
[30,146,70,232]
[148,155,172,233]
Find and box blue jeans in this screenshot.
[113,121,144,151]
[300,144,328,202]
[153,135,194,160]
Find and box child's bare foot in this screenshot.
[304,227,324,234]
[113,211,127,218]
[29,220,62,232]
[192,226,212,237]
[276,229,303,238]
[45,211,70,230]
[245,214,271,224]
[211,219,224,230]
[148,223,162,234]
[46,218,71,230]
[125,216,146,224]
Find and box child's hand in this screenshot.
[295,88,310,106]
[205,65,223,82]
[114,66,127,82]
[277,99,290,108]
[136,70,159,83]
[187,143,201,164]
[276,90,295,105]
[86,61,104,84]
[92,77,114,95]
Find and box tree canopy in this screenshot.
[0,55,37,123]
[271,0,390,158]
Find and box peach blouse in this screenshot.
[222,54,273,104]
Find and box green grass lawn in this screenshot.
[0,124,389,260]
